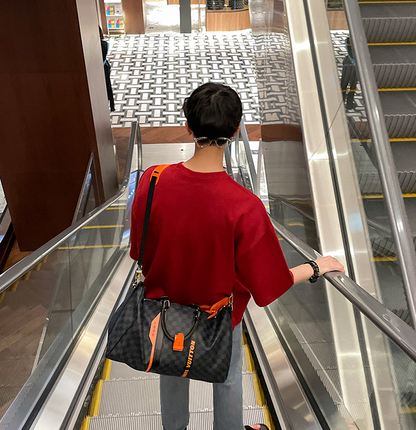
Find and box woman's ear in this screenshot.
[185,122,193,136]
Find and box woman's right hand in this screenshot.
[314,256,345,276]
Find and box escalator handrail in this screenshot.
[239,119,258,194]
[71,152,95,224]
[343,0,416,325]
[270,216,416,363]
[0,121,141,295]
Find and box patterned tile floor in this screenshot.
[107,30,259,127]
[107,29,364,129]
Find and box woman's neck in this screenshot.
[183,146,225,173]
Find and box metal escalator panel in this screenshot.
[232,115,416,429]
[335,0,416,325]
[249,2,386,427]
[0,186,135,427]
[276,0,416,327]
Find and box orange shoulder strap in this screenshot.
[150,164,170,185]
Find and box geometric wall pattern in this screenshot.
[252,32,301,125]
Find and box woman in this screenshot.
[130,83,344,430]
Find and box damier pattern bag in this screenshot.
[106,165,233,383]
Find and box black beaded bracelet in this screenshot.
[305,260,320,283]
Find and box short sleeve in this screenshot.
[235,207,293,306]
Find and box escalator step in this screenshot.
[97,373,260,416]
[360,4,416,43]
[352,92,416,138]
[87,408,266,430]
[358,170,416,194]
[369,46,416,88]
[83,332,275,429]
[107,365,160,381]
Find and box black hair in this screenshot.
[183,83,243,139]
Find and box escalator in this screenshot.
[1,1,416,429]
[347,0,416,324]
[248,0,416,427]
[0,117,415,430]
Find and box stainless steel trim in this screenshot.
[0,207,11,243]
[284,1,373,426]
[72,153,95,224]
[304,0,380,299]
[240,119,258,195]
[0,122,139,294]
[136,123,143,173]
[270,217,416,363]
[0,247,129,430]
[224,146,233,177]
[284,0,346,263]
[344,0,416,325]
[303,4,399,426]
[245,301,323,430]
[29,254,136,430]
[1,140,139,429]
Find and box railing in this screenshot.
[271,217,416,363]
[234,119,258,195]
[0,121,140,295]
[236,121,416,362]
[236,119,416,428]
[343,0,416,324]
[71,153,99,224]
[0,122,140,429]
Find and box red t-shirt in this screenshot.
[130,163,294,328]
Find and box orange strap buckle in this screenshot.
[151,164,170,185]
[173,333,184,351]
[200,296,231,319]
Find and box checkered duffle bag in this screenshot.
[106,279,233,383]
[106,165,233,383]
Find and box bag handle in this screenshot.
[160,299,201,342]
[138,164,170,269]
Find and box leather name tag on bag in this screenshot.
[173,333,184,351]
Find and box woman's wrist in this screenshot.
[304,261,320,283]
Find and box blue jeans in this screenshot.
[160,323,243,430]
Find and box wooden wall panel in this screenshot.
[99,0,109,34]
[123,0,145,34]
[206,9,250,31]
[327,11,348,30]
[168,0,206,4]
[76,0,118,201]
[0,0,118,250]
